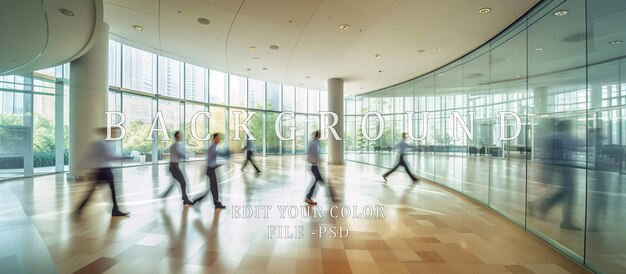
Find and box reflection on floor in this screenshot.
[0,156,589,274]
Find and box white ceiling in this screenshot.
[103,0,539,96]
[0,0,101,75]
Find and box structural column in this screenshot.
[327,78,344,165]
[69,23,109,177]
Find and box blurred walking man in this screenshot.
[193,133,229,209]
[160,131,194,206]
[241,133,261,173]
[75,128,129,217]
[383,133,419,183]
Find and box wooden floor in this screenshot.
[0,155,590,274]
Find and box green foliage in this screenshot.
[122,120,152,154]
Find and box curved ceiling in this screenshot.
[103,0,538,96]
[0,0,102,75]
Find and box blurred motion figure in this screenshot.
[75,127,129,217]
[383,133,419,182]
[160,131,194,206]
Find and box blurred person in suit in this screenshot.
[75,127,129,217]
[192,133,230,209]
[241,133,261,173]
[305,130,338,205]
[383,133,419,183]
[160,131,194,206]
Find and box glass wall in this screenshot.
[344,1,626,273]
[0,65,69,179]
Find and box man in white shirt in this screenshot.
[75,128,129,217]
[241,133,261,173]
[305,130,337,205]
[160,131,194,205]
[192,133,229,209]
[383,133,419,183]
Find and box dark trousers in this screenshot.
[383,154,417,181]
[164,163,190,201]
[242,151,260,172]
[202,166,222,206]
[540,166,575,226]
[78,168,119,211]
[306,165,335,200]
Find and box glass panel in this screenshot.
[158,56,181,97]
[122,93,154,165]
[462,53,491,204]
[109,40,121,87]
[266,112,280,155]
[585,0,626,272]
[157,100,181,162]
[33,95,56,174]
[248,111,264,154]
[209,70,227,104]
[308,90,319,114]
[295,87,307,113]
[526,0,586,257]
[266,83,281,110]
[319,91,328,112]
[122,45,155,93]
[489,27,527,221]
[210,106,227,139]
[0,91,26,179]
[184,64,207,102]
[283,86,294,111]
[229,75,247,108]
[295,114,306,153]
[185,104,209,160]
[248,79,265,109]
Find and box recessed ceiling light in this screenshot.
[609,40,622,45]
[339,24,350,30]
[305,76,310,78]
[246,68,251,71]
[515,75,521,78]
[177,10,182,14]
[535,47,543,51]
[513,52,519,56]
[133,25,144,31]
[554,10,568,16]
[252,57,259,61]
[374,54,381,58]
[437,73,443,76]
[416,50,425,53]
[434,48,442,52]
[299,83,303,86]
[59,8,74,16]
[249,46,257,51]
[269,45,279,50]
[478,8,491,14]
[378,70,383,73]
[197,18,210,25]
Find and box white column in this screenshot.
[327,78,344,165]
[69,23,109,177]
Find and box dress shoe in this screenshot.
[305,198,317,205]
[112,210,130,217]
[215,204,226,209]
